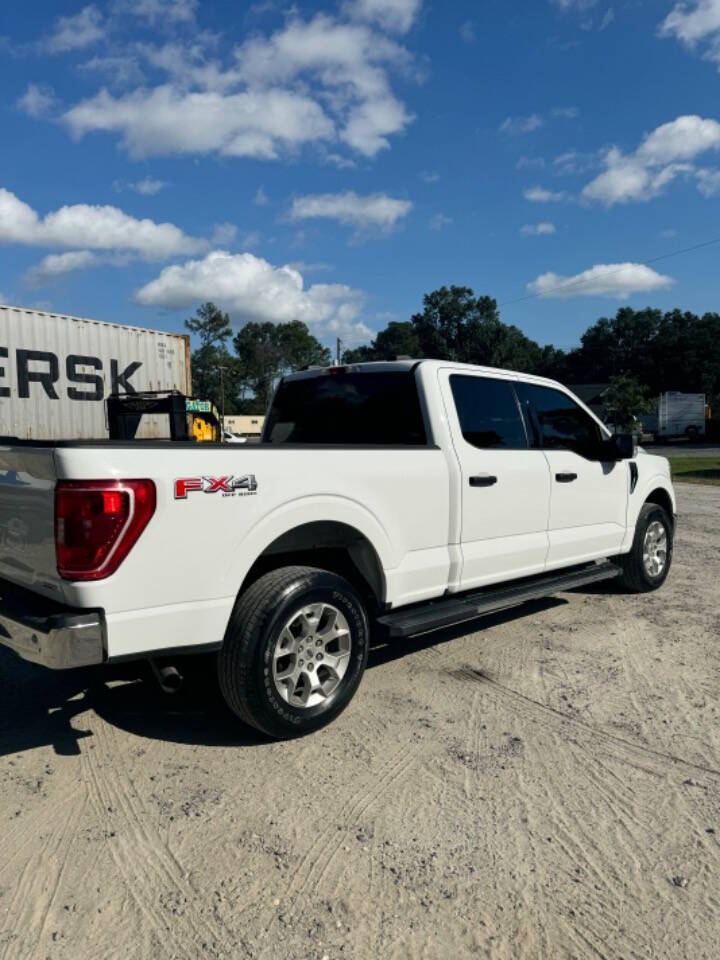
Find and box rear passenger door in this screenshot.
[440,371,551,590]
[516,382,628,567]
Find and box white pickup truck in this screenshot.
[0,361,676,738]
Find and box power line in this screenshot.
[499,234,720,308]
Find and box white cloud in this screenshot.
[113,0,198,24]
[45,6,104,54]
[324,152,358,169]
[696,167,720,195]
[135,176,166,195]
[58,10,416,164]
[289,191,412,232]
[637,115,720,163]
[599,8,615,30]
[239,231,261,249]
[429,213,453,230]
[63,86,335,160]
[114,176,167,195]
[524,186,566,202]
[553,149,598,175]
[346,0,422,34]
[421,170,440,182]
[550,106,579,119]
[659,0,720,64]
[134,40,239,93]
[502,108,578,136]
[237,15,414,157]
[134,250,373,342]
[582,115,720,204]
[286,261,334,275]
[520,222,556,236]
[500,114,544,135]
[80,54,145,87]
[17,84,57,118]
[0,187,203,259]
[552,0,599,9]
[210,223,238,246]
[528,262,673,299]
[460,20,476,43]
[516,156,546,170]
[661,228,678,238]
[254,186,269,206]
[24,251,98,286]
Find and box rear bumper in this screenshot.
[0,578,105,670]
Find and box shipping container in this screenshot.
[0,303,191,440]
[223,415,265,437]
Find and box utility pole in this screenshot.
[336,338,342,365]
[218,365,226,423]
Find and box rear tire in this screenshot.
[616,502,673,593]
[218,566,369,739]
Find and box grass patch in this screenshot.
[669,456,720,485]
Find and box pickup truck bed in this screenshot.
[0,360,676,738]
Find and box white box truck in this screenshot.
[641,392,706,440]
[0,303,191,440]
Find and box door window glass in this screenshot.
[450,375,527,449]
[518,383,601,456]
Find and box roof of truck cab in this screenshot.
[284,359,565,392]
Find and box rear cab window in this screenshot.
[264,370,428,445]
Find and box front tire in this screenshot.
[617,502,673,593]
[218,566,369,738]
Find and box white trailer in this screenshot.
[0,303,191,440]
[642,392,706,440]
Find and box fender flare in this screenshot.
[621,474,676,551]
[218,494,394,599]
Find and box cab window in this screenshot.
[518,383,601,457]
[450,375,527,449]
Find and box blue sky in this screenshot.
[1,0,720,351]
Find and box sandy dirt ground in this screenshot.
[1,484,719,960]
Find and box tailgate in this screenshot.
[0,446,63,598]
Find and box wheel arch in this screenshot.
[236,519,387,609]
[621,475,676,553]
[644,486,675,523]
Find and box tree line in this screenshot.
[186,288,720,420]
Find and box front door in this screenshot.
[517,382,629,567]
[440,370,551,591]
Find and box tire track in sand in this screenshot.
[80,713,238,960]
[0,790,86,960]
[453,667,720,781]
[256,743,420,958]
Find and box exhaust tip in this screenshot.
[148,659,183,694]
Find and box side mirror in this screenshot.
[611,433,636,460]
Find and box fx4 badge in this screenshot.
[174,475,258,499]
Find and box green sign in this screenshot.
[186,399,213,413]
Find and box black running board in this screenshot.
[377,561,621,638]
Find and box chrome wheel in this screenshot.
[642,520,668,578]
[272,603,352,709]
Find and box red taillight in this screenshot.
[55,480,156,581]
